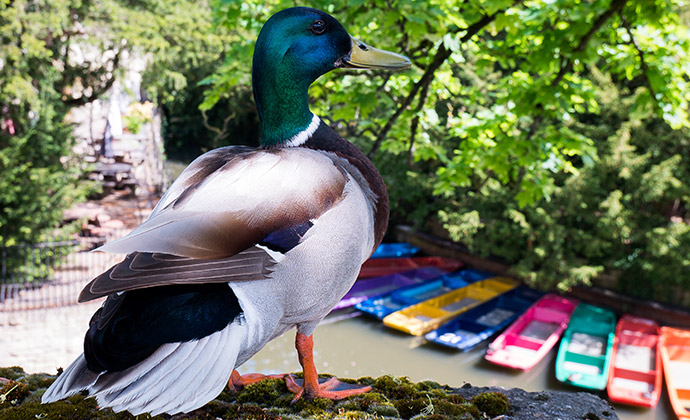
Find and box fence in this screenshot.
[0,230,129,311]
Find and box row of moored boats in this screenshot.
[335,243,690,418]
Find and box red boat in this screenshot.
[606,315,662,408]
[660,326,690,419]
[358,256,462,279]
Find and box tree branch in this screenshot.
[551,0,627,87]
[202,109,234,148]
[408,75,433,165]
[620,16,658,104]
[367,3,515,158]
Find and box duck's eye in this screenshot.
[310,19,327,35]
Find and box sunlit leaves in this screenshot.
[198,0,690,294]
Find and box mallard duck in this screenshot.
[42,6,410,416]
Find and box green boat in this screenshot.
[555,303,616,390]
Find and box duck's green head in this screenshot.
[252,7,410,146]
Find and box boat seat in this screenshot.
[568,332,607,356]
[669,360,690,389]
[610,376,654,393]
[615,344,655,372]
[519,320,559,342]
[475,308,515,327]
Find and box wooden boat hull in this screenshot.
[660,326,690,419]
[383,277,518,336]
[425,286,544,351]
[555,303,616,390]
[484,294,578,371]
[355,269,493,319]
[606,315,661,408]
[358,256,463,279]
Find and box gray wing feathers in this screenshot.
[42,321,245,416]
[79,247,276,302]
[41,354,100,402]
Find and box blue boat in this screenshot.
[370,242,421,259]
[334,266,446,310]
[424,286,544,351]
[354,269,495,319]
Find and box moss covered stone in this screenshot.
[235,379,287,406]
[393,398,431,419]
[0,367,26,381]
[471,392,510,417]
[0,367,511,419]
[373,375,419,400]
[223,403,282,420]
[0,380,31,409]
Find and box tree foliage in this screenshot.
[203,0,689,201]
[201,0,690,300]
[0,0,232,247]
[0,0,92,247]
[3,0,688,301]
[441,70,690,302]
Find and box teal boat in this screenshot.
[555,303,617,390]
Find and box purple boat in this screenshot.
[333,267,446,311]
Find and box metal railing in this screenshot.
[0,230,129,311]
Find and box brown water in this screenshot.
[0,306,672,419]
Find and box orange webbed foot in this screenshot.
[285,374,371,402]
[227,370,286,392]
[288,332,371,403]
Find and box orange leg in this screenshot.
[227,370,285,392]
[286,332,371,402]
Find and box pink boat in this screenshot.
[485,293,579,371]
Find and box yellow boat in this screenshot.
[383,277,518,336]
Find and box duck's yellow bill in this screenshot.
[342,36,411,70]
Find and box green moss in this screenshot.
[217,386,239,404]
[373,376,418,400]
[471,392,509,417]
[442,394,466,405]
[367,403,399,417]
[0,366,511,419]
[17,374,55,392]
[340,411,368,420]
[0,367,26,381]
[412,415,449,420]
[192,399,234,418]
[355,376,376,386]
[291,396,334,417]
[0,396,95,420]
[0,381,31,409]
[224,403,282,419]
[415,381,442,392]
[435,399,479,417]
[235,379,286,405]
[393,398,428,419]
[455,403,481,419]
